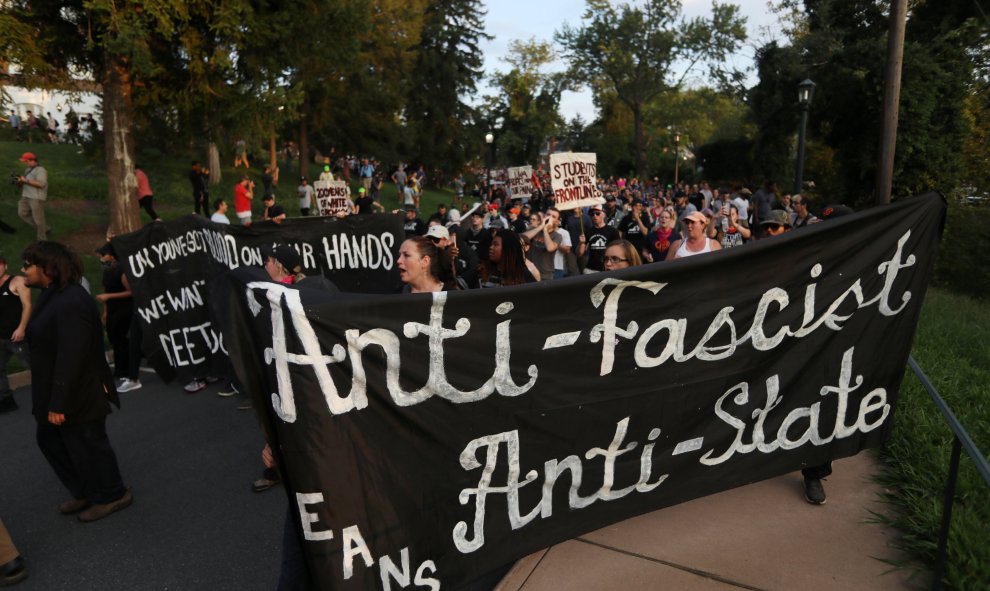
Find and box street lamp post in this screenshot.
[673,132,681,188]
[794,79,816,195]
[485,132,494,200]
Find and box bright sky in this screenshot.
[479,0,785,122]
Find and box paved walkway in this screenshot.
[496,453,921,591]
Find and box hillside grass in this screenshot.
[876,287,990,590]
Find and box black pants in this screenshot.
[138,195,159,220]
[193,191,208,216]
[127,314,143,381]
[36,417,126,504]
[106,310,130,379]
[802,462,833,480]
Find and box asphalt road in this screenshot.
[0,371,285,590]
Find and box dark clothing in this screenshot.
[264,203,286,221]
[190,169,208,216]
[751,188,777,224]
[354,196,375,215]
[36,418,126,504]
[261,172,275,198]
[461,226,492,261]
[403,218,426,238]
[618,211,652,254]
[102,265,133,379]
[27,284,119,422]
[646,227,681,262]
[138,195,159,221]
[802,462,833,480]
[438,244,480,290]
[0,276,23,337]
[583,225,620,271]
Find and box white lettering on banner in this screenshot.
[247,285,538,420]
[322,232,396,270]
[246,230,917,418]
[295,493,441,589]
[699,346,890,465]
[453,418,669,553]
[593,230,917,376]
[157,321,227,367]
[452,345,889,553]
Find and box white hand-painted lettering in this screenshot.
[699,347,889,465]
[453,418,668,553]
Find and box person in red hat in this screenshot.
[15,152,48,240]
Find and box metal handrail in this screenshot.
[906,355,990,591]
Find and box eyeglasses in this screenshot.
[429,236,442,244]
[765,224,783,231]
[604,256,628,265]
[21,262,34,270]
[590,211,603,216]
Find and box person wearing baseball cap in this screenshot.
[16,152,48,240]
[759,209,792,238]
[667,210,721,260]
[426,223,479,289]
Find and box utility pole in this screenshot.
[874,0,908,205]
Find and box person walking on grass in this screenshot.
[15,152,48,240]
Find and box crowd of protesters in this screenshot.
[1,142,853,586]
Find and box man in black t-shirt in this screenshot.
[460,211,492,262]
[353,187,382,215]
[618,200,652,256]
[262,194,286,224]
[400,206,426,238]
[579,205,620,273]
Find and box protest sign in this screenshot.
[215,194,945,589]
[549,152,604,210]
[110,214,403,384]
[507,166,533,200]
[316,180,352,216]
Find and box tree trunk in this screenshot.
[299,114,309,180]
[208,143,221,185]
[102,52,140,236]
[633,103,647,177]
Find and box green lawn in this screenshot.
[876,287,990,590]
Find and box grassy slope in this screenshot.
[2,141,986,589]
[877,287,990,590]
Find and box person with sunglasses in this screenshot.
[426,224,478,290]
[666,211,722,260]
[760,209,792,237]
[21,241,132,523]
[578,204,620,273]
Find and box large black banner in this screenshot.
[111,214,404,383]
[216,194,944,590]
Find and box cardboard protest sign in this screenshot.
[549,152,604,210]
[315,180,352,216]
[507,165,533,200]
[110,214,403,384]
[215,194,945,590]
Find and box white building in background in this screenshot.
[3,85,101,126]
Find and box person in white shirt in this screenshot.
[297,177,313,216]
[210,199,230,224]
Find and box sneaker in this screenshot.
[183,379,207,394]
[116,378,129,390]
[0,396,17,414]
[218,384,238,398]
[804,477,827,505]
[118,379,143,393]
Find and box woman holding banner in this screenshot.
[398,236,445,293]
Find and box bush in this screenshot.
[932,201,990,300]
